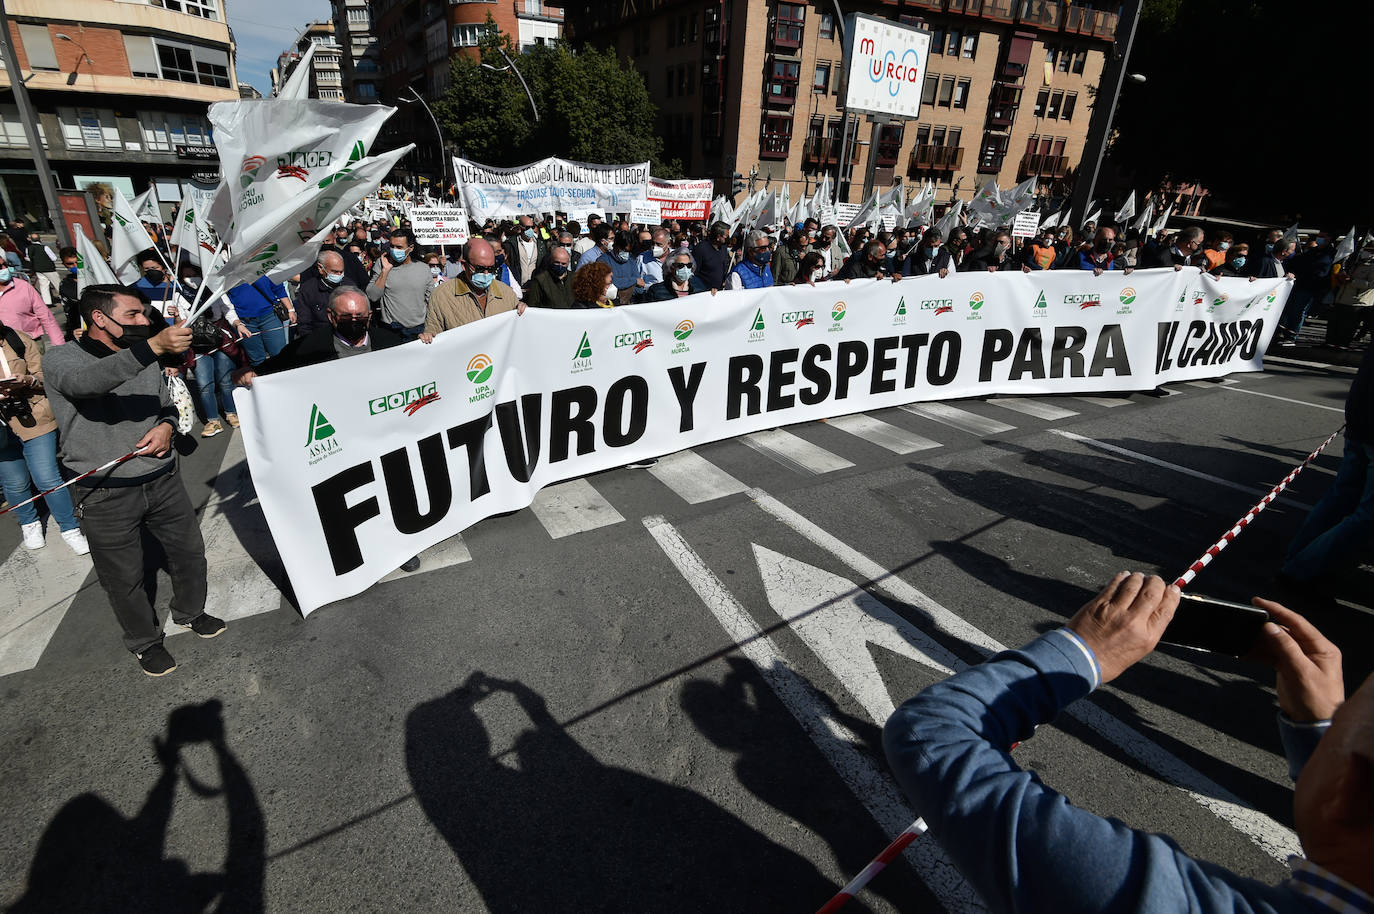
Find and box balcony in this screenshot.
[771,20,804,49]
[1018,152,1069,178]
[1064,3,1119,38]
[947,0,1016,21]
[761,134,791,160]
[1017,0,1063,29]
[908,144,964,173]
[874,135,903,167]
[987,83,1022,127]
[803,135,857,165]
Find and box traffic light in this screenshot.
[731,171,746,199]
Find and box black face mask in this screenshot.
[333,316,370,343]
[549,263,569,278]
[144,269,165,285]
[1095,239,1113,253]
[108,317,155,348]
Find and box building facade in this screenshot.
[568,0,1120,208]
[272,22,344,100]
[331,0,381,102]
[0,0,240,227]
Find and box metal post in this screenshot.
[860,117,883,202]
[836,113,854,204]
[0,0,69,247]
[403,88,449,199]
[495,46,539,124]
[1067,0,1141,232]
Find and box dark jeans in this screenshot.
[76,467,207,655]
[1278,285,1320,336]
[387,320,425,342]
[1283,437,1374,581]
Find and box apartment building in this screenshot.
[0,0,239,226]
[331,0,381,102]
[273,21,344,100]
[567,0,1119,206]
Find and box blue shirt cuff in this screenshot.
[1048,628,1101,691]
[1277,712,1331,781]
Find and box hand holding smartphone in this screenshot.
[1160,593,1270,656]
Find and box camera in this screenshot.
[0,390,35,428]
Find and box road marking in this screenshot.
[528,478,625,538]
[984,397,1079,421]
[1263,355,1359,374]
[901,402,1015,436]
[0,540,94,677]
[1221,386,1346,413]
[743,428,855,475]
[647,449,749,504]
[169,433,284,634]
[379,534,471,583]
[644,516,986,914]
[825,413,942,454]
[754,544,954,721]
[1049,430,1314,510]
[745,489,1302,862]
[1073,395,1132,408]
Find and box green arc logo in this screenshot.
[673,319,694,340]
[466,353,493,384]
[831,302,847,321]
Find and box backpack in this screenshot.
[1,325,25,360]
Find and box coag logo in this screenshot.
[615,330,654,353]
[920,298,953,311]
[968,292,985,311]
[277,149,335,170]
[240,155,267,188]
[368,382,440,415]
[831,302,847,322]
[673,320,694,341]
[1119,287,1137,305]
[1064,293,1101,309]
[782,310,814,327]
[466,354,493,384]
[277,164,310,182]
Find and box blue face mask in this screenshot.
[67,266,79,276]
[390,247,408,263]
[1230,256,1247,270]
[523,227,536,240]
[468,270,495,290]
[325,272,345,285]
[674,265,693,283]
[613,250,631,263]
[0,268,12,284]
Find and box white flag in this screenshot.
[935,199,964,238]
[209,99,396,248]
[169,189,199,266]
[278,41,317,101]
[1114,190,1136,224]
[131,187,160,223]
[1281,222,1300,242]
[1132,200,1154,235]
[751,191,777,230]
[108,189,157,283]
[1084,207,1102,226]
[1039,209,1063,230]
[1332,225,1357,264]
[73,225,118,294]
[1151,204,1174,236]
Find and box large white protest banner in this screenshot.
[648,178,714,220]
[235,268,1290,614]
[411,206,470,245]
[454,156,650,222]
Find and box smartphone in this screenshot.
[1161,593,1270,657]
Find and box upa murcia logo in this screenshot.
[748,308,766,343]
[1117,286,1136,314]
[572,331,594,373]
[1208,293,1229,312]
[369,381,441,415]
[967,291,985,321]
[672,319,693,354]
[305,404,342,466]
[1263,289,1278,311]
[467,353,495,403]
[782,309,815,328]
[615,329,654,354]
[240,155,267,188]
[893,296,908,326]
[1064,292,1101,309]
[828,301,847,333]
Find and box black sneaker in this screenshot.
[177,613,227,639]
[625,458,658,469]
[400,555,421,573]
[137,643,178,677]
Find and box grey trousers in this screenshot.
[76,468,208,654]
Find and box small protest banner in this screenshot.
[411,207,470,245]
[629,200,662,224]
[1011,209,1040,239]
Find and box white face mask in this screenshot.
[604,282,618,302]
[652,245,665,258]
[430,266,442,277]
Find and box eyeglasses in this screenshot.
[470,265,498,275]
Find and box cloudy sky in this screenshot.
[227,0,332,96]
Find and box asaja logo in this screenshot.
[671,319,693,354]
[895,297,908,316]
[968,292,985,310]
[466,354,493,384]
[748,308,766,342]
[247,242,279,264]
[368,382,440,415]
[615,330,654,353]
[305,404,342,466]
[572,331,594,373]
[782,310,815,328]
[893,297,908,325]
[240,155,267,188]
[1034,291,1048,309]
[1119,287,1137,306]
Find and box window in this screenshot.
[775,2,805,48]
[667,17,677,47]
[1071,50,1086,74]
[138,110,213,151]
[124,35,160,78]
[18,25,57,71]
[1057,48,1071,72]
[929,27,944,54]
[355,82,378,98]
[1033,88,1048,117]
[930,126,946,147]
[962,33,977,59]
[946,28,960,57]
[818,11,834,39]
[761,112,792,158]
[1061,92,1077,120]
[767,59,800,102]
[526,0,542,14]
[685,64,695,95]
[150,39,230,87]
[938,75,955,107]
[953,78,969,109]
[813,61,830,93]
[153,0,220,19]
[947,127,961,148]
[58,107,123,150]
[451,23,493,47]
[1046,90,1062,118]
[0,105,46,147]
[922,74,938,107]
[157,42,197,82]
[916,124,930,146]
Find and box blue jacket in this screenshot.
[226,276,288,319]
[643,275,709,301]
[1070,249,1121,271]
[730,259,774,289]
[884,630,1343,914]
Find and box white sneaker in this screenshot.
[61,528,90,556]
[21,521,44,549]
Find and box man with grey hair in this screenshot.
[233,285,405,386]
[727,229,775,290]
[1144,225,1205,270]
[295,249,348,338]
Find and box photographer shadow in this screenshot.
[8,700,264,914]
[406,672,863,913]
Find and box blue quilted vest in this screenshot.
[731,259,774,289]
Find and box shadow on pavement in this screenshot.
[8,700,264,913]
[406,671,871,913]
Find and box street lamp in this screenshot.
[398,87,450,200]
[56,33,94,86]
[480,46,539,123]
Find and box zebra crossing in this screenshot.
[1,382,1208,678]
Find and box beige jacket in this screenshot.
[1334,258,1374,307]
[424,277,519,335]
[1,327,57,441]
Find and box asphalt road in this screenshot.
[0,352,1366,913]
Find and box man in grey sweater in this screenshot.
[43,284,225,677]
[366,227,430,341]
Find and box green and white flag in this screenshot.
[109,188,156,283]
[1132,199,1154,235]
[277,41,317,101]
[1332,225,1357,264]
[73,224,118,294]
[1114,190,1136,224]
[935,199,964,239]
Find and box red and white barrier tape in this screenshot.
[0,448,142,518]
[815,821,927,914]
[1173,424,1344,589]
